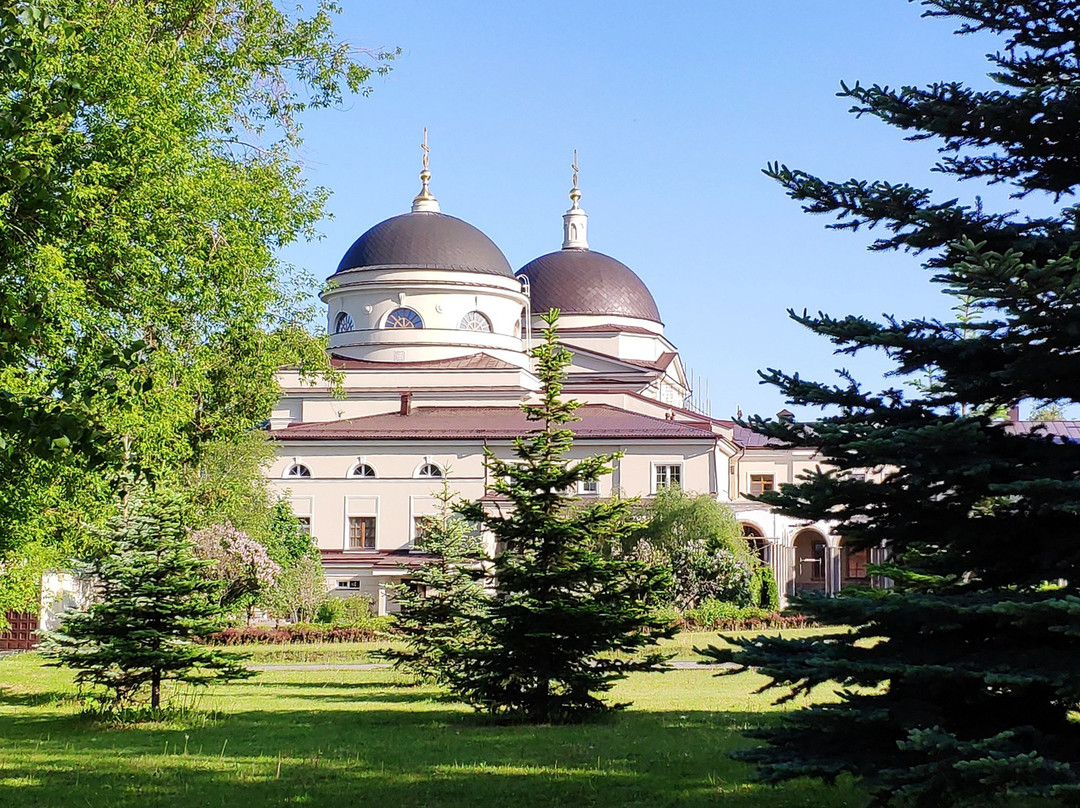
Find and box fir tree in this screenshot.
[44,493,250,711]
[382,475,488,685]
[450,310,675,724]
[702,3,1080,805]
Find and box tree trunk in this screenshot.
[151,671,160,710]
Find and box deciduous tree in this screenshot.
[0,0,391,617]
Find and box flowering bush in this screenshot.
[190,523,281,612]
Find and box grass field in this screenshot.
[0,634,864,808]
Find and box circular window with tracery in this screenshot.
[385,307,423,329]
[458,311,491,332]
[335,312,355,333]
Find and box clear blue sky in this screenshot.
[280,1,1048,420]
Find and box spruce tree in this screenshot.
[383,475,488,685]
[702,3,1080,805]
[452,310,675,723]
[45,493,250,711]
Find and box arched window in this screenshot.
[385,308,423,329]
[285,463,312,478]
[350,463,376,478]
[458,311,491,332]
[334,312,355,333]
[417,463,442,478]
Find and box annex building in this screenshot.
[266,157,880,613]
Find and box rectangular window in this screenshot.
[348,580,361,589]
[810,541,827,581]
[845,548,869,580]
[579,480,599,496]
[749,474,775,496]
[654,464,682,493]
[413,516,431,547]
[336,581,350,589]
[348,516,376,550]
[297,516,312,536]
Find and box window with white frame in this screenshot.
[350,463,376,478]
[653,464,682,493]
[296,516,311,536]
[347,516,376,550]
[417,463,442,478]
[285,463,312,478]
[578,479,600,496]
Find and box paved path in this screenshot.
[252,660,737,672]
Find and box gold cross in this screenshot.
[422,128,430,171]
[572,149,579,189]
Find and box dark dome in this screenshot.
[516,249,662,323]
[335,212,514,277]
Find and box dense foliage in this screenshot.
[703,2,1080,805]
[0,0,390,619]
[636,488,761,608]
[444,311,676,723]
[43,494,250,710]
[383,476,488,686]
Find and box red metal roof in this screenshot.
[320,548,434,571]
[271,403,717,441]
[1005,420,1080,442]
[329,353,520,371]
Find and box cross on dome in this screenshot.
[562,149,588,249]
[412,127,440,213]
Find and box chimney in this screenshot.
[399,392,412,416]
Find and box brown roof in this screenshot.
[1004,420,1080,442]
[320,548,434,571]
[329,353,519,371]
[560,324,659,335]
[624,351,678,372]
[517,249,662,323]
[334,212,514,277]
[271,404,716,441]
[732,424,787,448]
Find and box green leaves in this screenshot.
[0,0,385,607]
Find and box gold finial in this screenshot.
[569,149,581,209]
[412,127,440,212]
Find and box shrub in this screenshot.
[203,622,392,645]
[315,594,375,627]
[682,598,811,631]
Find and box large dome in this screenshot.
[516,249,662,323]
[335,212,514,277]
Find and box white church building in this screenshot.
[266,156,879,613]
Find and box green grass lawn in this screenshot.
[0,637,863,808]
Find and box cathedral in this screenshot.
[266,153,882,613]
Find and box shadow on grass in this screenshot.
[0,687,78,708]
[0,700,860,808]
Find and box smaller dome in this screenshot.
[335,212,514,277]
[516,250,662,323]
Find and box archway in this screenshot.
[793,528,827,593]
[741,523,767,561]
